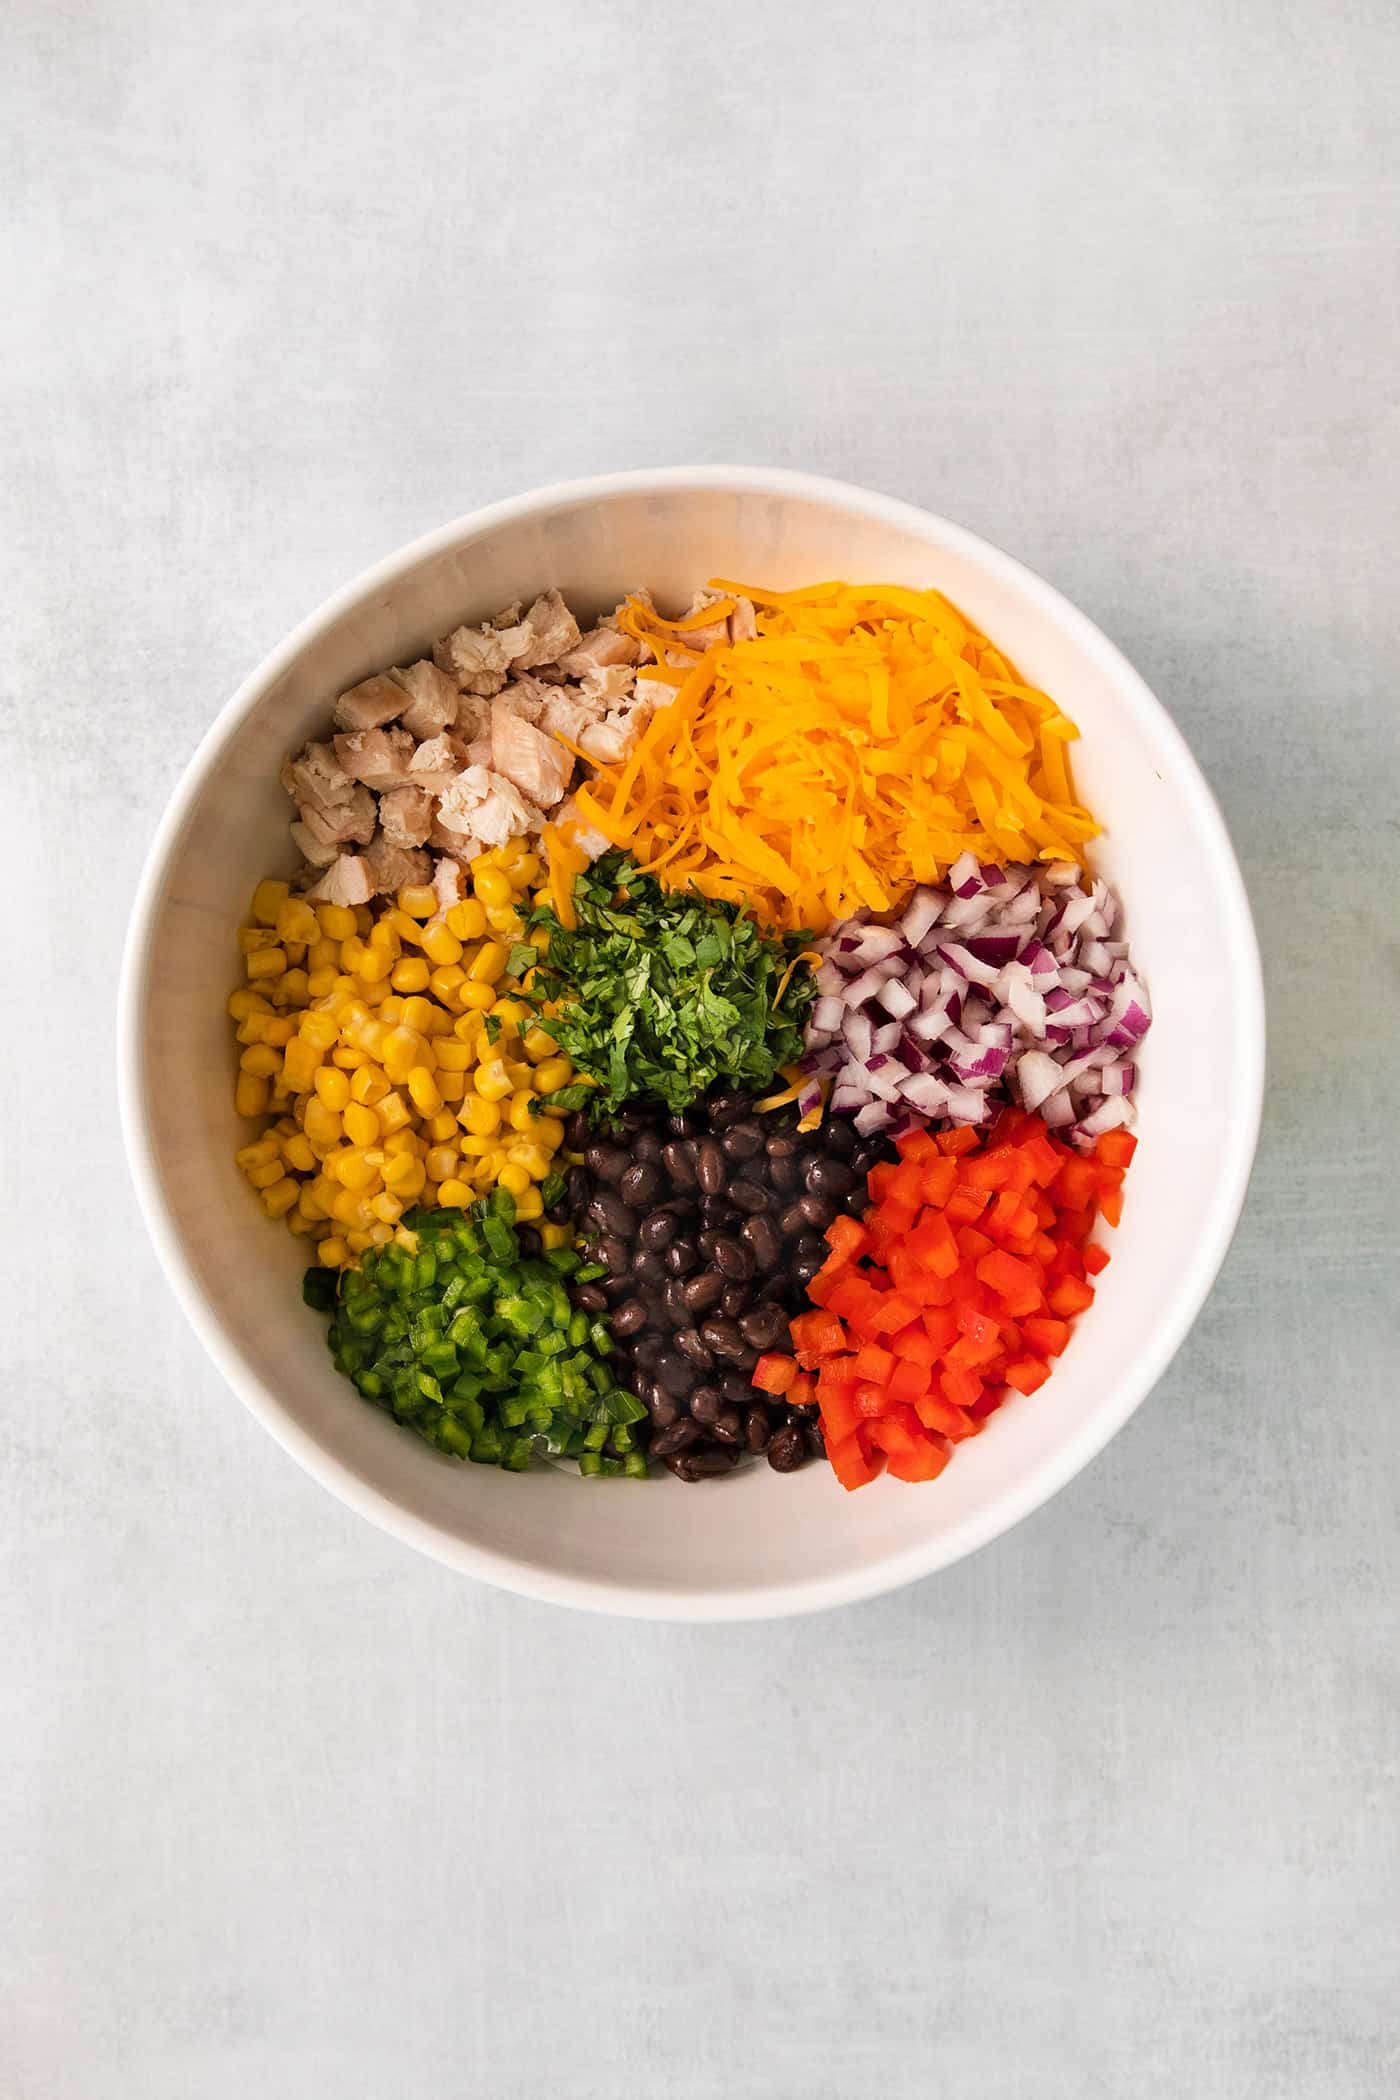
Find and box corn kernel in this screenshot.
[467,940,508,986]
[473,864,512,911]
[307,936,340,971]
[398,884,438,920]
[304,966,336,998]
[316,903,357,940]
[391,956,431,994]
[283,1132,317,1173]
[355,944,393,984]
[507,1141,552,1180]
[423,1108,456,1143]
[299,1009,340,1052]
[437,1177,473,1208]
[426,1142,458,1181]
[274,897,319,945]
[246,1157,285,1189]
[459,1133,493,1157]
[281,1038,320,1092]
[474,1057,512,1102]
[250,879,290,926]
[239,1043,282,1079]
[245,945,287,980]
[318,1234,350,1267]
[343,1101,380,1146]
[539,1222,571,1252]
[532,1115,565,1151]
[330,1045,369,1070]
[346,1229,374,1254]
[313,1065,349,1112]
[376,1090,413,1135]
[521,1026,556,1063]
[395,996,432,1037]
[512,852,542,888]
[260,1176,300,1218]
[491,997,530,1030]
[408,1067,443,1116]
[228,988,273,1022]
[367,916,400,953]
[235,1136,281,1168]
[436,1069,466,1103]
[433,1038,475,1073]
[370,1191,404,1225]
[531,1057,573,1096]
[457,979,496,1012]
[303,1100,342,1149]
[498,1162,531,1198]
[263,1017,296,1047]
[512,1186,544,1222]
[337,1148,381,1192]
[506,1091,537,1133]
[428,965,466,1002]
[345,1065,386,1107]
[447,898,488,941]
[382,1129,421,1158]
[486,905,523,939]
[459,1092,501,1136]
[383,1153,426,1198]
[382,1025,429,1081]
[421,921,463,967]
[332,1187,375,1230]
[297,1187,329,1221]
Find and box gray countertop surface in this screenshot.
[5,3,1397,2095]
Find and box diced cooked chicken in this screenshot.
[436,764,532,847]
[730,596,757,643]
[388,659,459,741]
[428,817,484,865]
[495,674,552,725]
[553,795,612,859]
[578,696,656,767]
[332,674,406,734]
[333,725,414,792]
[281,740,352,814]
[378,785,434,848]
[307,853,373,907]
[490,700,573,809]
[433,623,514,697]
[297,782,377,848]
[506,588,581,670]
[408,733,471,792]
[363,834,432,896]
[676,588,735,653]
[539,687,605,745]
[557,625,642,677]
[290,820,340,869]
[578,662,636,707]
[433,858,466,914]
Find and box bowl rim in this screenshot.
[117,464,1266,1621]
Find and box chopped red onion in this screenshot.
[804,860,1150,1148]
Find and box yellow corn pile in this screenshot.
[228,838,576,1266]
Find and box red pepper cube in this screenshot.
[947,1331,1002,1372]
[922,1305,959,1352]
[1083,1242,1111,1276]
[887,1357,931,1406]
[869,1291,919,1337]
[1048,1276,1095,1318]
[964,1146,1015,1193]
[886,1437,951,1483]
[915,1392,976,1439]
[940,1364,984,1410]
[1098,1184,1124,1229]
[945,1185,990,1225]
[937,1126,981,1156]
[891,1322,939,1367]
[854,1380,888,1419]
[751,1353,797,1395]
[955,1304,1000,1345]
[1054,1157,1102,1211]
[1094,1130,1138,1170]
[908,1212,959,1278]
[1023,1315,1071,1359]
[827,1429,882,1491]
[852,1342,896,1385]
[824,1214,869,1261]
[897,1127,939,1165]
[1021,1131,1065,1187]
[919,1157,958,1208]
[976,1248,1042,1318]
[1005,1356,1051,1396]
[819,1379,861,1443]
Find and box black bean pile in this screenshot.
[550,1094,892,1482]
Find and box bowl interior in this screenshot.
[125,476,1261,1616]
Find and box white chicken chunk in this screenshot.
[552,795,612,860]
[505,588,581,670]
[433,859,466,914]
[378,785,434,848]
[297,781,377,848]
[730,596,758,642]
[489,700,572,809]
[408,733,471,792]
[496,674,552,725]
[578,662,636,707]
[307,853,373,907]
[388,659,459,740]
[428,817,484,865]
[333,725,414,792]
[363,835,432,896]
[281,740,352,816]
[578,696,656,767]
[332,674,405,733]
[557,625,642,677]
[433,621,517,696]
[435,764,532,847]
[539,688,605,746]
[290,820,340,869]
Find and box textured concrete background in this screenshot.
[4,2,1397,2095]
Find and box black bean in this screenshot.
[515,1226,541,1259]
[639,1211,676,1253]
[699,1317,748,1363]
[767,1422,806,1472]
[682,1270,725,1316]
[719,1371,756,1405]
[631,1249,666,1287]
[745,1404,773,1454]
[777,1200,810,1238]
[729,1180,772,1215]
[689,1384,724,1426]
[741,1214,784,1270]
[696,1138,726,1195]
[770,1156,800,1194]
[665,1454,700,1481]
[711,1406,745,1445]
[720,1281,750,1319]
[599,1235,630,1277]
[566,1166,591,1214]
[651,1417,703,1456]
[663,1278,691,1326]
[822,1118,857,1157]
[721,1119,763,1160]
[766,1132,799,1158]
[633,1131,663,1163]
[793,1251,825,1287]
[601,1276,632,1305]
[698,1193,731,1229]
[849,1144,881,1177]
[611,1299,647,1339]
[804,1156,855,1199]
[574,1282,608,1316]
[711,1236,754,1282]
[655,1351,696,1395]
[697,1231,721,1261]
[805,1422,827,1460]
[675,1326,716,1371]
[667,1111,700,1140]
[662,1140,698,1187]
[644,1384,679,1429]
[631,1334,663,1370]
[739,1300,788,1351]
[619,1161,661,1208]
[665,1237,699,1277]
[798,1192,838,1232]
[706,1092,748,1131]
[584,1143,628,1184]
[565,1110,592,1151]
[681,1445,741,1476]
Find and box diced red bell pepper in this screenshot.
[945,1185,990,1224]
[1054,1157,1102,1211]
[915,1392,977,1438]
[1004,1356,1050,1395]
[818,1376,861,1443]
[919,1156,959,1208]
[976,1248,1042,1316]
[887,1357,931,1406]
[788,1308,844,1356]
[827,1429,882,1491]
[947,1330,1002,1372]
[922,1305,959,1352]
[854,1380,888,1419]
[751,1353,797,1394]
[955,1303,1000,1345]
[852,1342,896,1385]
[1098,1184,1124,1229]
[1021,1131,1064,1186]
[866,1161,896,1203]
[1083,1242,1111,1276]
[940,1364,983,1410]
[824,1214,869,1261]
[789,1372,816,1408]
[886,1436,951,1483]
[868,1290,919,1337]
[891,1322,939,1366]
[1094,1130,1138,1170]
[1022,1315,1071,1359]
[825,1272,880,1324]
[1048,1276,1095,1318]
[936,1125,981,1156]
[907,1212,959,1278]
[897,1127,939,1165]
[955,1225,995,1261]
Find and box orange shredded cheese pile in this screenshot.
[572,581,1099,934]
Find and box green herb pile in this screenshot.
[519,851,816,1118]
[306,1192,647,1475]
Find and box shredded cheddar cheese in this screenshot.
[580,581,1099,933]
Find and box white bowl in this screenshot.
[119,467,1264,1620]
